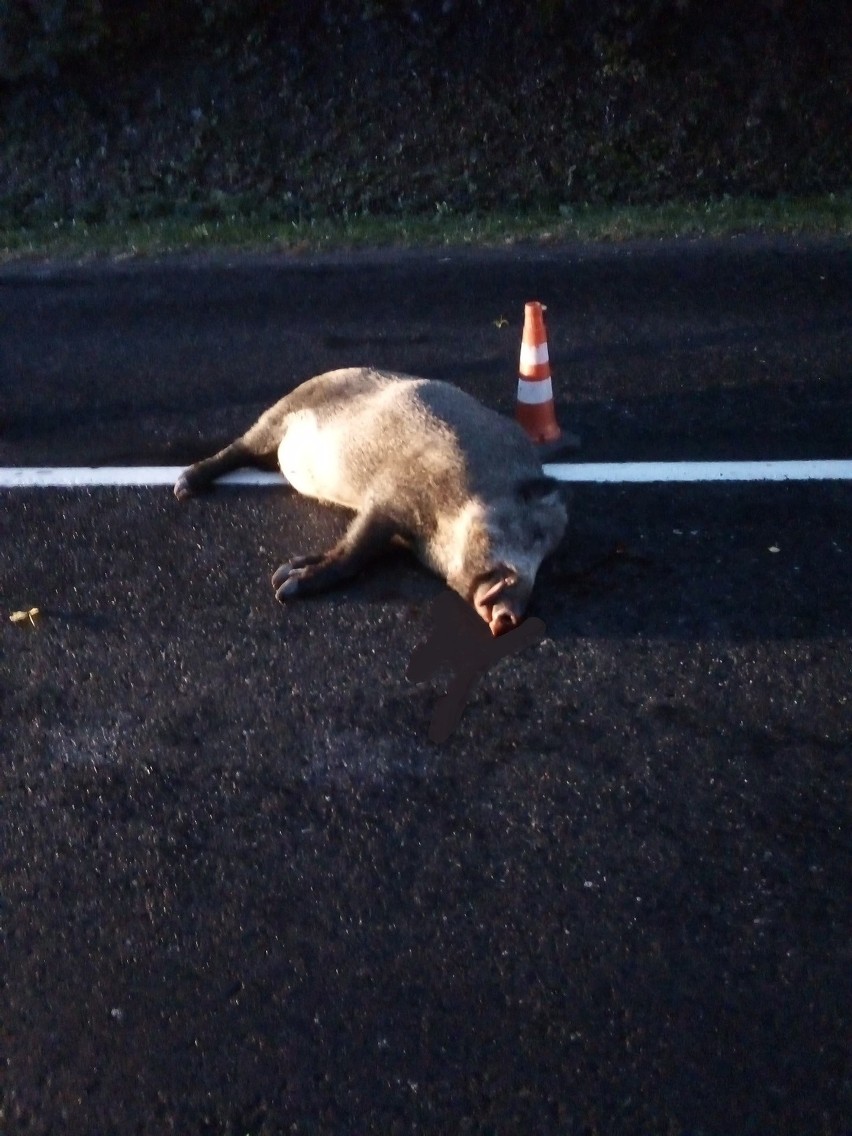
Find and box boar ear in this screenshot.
[517,476,563,504]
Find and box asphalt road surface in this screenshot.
[2,238,850,1135]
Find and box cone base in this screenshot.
[516,404,561,444]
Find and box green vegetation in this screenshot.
[1,197,849,262]
[1,2,848,259]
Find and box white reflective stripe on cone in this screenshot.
[519,342,549,368]
[516,377,554,405]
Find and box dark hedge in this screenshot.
[1,0,848,223]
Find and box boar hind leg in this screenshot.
[174,439,263,500]
[174,398,293,501]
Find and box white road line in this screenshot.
[543,460,852,483]
[0,460,850,489]
[0,467,285,488]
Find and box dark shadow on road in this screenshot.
[3,374,850,468]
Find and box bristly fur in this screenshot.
[174,368,568,634]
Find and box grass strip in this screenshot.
[1,196,849,262]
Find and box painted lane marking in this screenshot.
[543,460,852,483]
[0,468,286,488]
[0,460,850,489]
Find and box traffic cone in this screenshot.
[515,301,561,444]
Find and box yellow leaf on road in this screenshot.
[10,607,40,626]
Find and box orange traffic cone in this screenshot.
[515,301,561,444]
